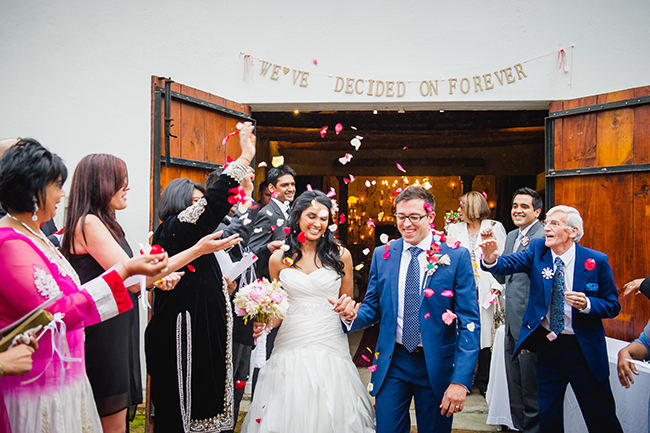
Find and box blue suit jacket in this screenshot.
[482,239,620,381]
[348,238,480,400]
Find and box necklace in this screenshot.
[6,213,81,286]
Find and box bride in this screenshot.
[241,190,375,433]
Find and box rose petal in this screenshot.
[306,184,313,192]
[362,248,370,255]
[402,146,408,150]
[442,309,457,326]
[354,264,364,271]
[379,233,389,244]
[329,224,338,232]
[467,322,476,332]
[382,251,390,260]
[312,58,318,66]
[235,380,246,389]
[348,174,355,183]
[335,123,343,134]
[258,161,267,168]
[440,290,454,297]
[187,264,196,272]
[366,220,376,228]
[365,180,371,187]
[350,138,362,151]
[326,188,337,198]
[297,232,307,243]
[339,214,345,224]
[283,227,291,234]
[424,312,431,319]
[271,155,284,167]
[396,162,406,173]
[367,364,377,372]
[343,177,350,184]
[361,354,370,362]
[320,126,328,138]
[423,288,434,297]
[150,244,165,255]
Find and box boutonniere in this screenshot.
[542,267,554,280]
[422,230,452,287]
[521,236,529,247]
[584,258,596,271]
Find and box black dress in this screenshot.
[145,173,238,433]
[68,237,142,417]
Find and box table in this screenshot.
[486,326,650,433]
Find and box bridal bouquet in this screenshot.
[233,278,289,324]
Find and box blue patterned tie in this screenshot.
[550,257,566,335]
[402,246,423,352]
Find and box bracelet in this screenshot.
[223,160,248,183]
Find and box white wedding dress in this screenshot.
[241,267,375,433]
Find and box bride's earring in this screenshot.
[32,198,39,222]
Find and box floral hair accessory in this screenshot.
[584,258,596,271]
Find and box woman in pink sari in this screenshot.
[0,139,169,432]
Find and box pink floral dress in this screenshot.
[0,227,133,432]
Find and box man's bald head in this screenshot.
[0,138,19,159]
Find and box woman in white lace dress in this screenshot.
[242,190,375,433]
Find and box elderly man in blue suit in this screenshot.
[480,205,623,433]
[333,186,480,433]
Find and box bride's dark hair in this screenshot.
[283,190,345,277]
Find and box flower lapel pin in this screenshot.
[542,267,554,280]
[521,236,529,247]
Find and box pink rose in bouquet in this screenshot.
[233,278,289,324]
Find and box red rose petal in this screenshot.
[382,251,390,260]
[339,214,345,224]
[297,232,307,244]
[256,418,261,424]
[320,126,328,138]
[283,227,291,234]
[187,264,195,272]
[150,244,164,255]
[235,380,246,389]
[424,288,434,297]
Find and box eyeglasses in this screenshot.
[542,220,566,229]
[394,213,429,223]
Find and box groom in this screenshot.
[334,186,480,433]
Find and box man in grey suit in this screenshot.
[495,187,544,433]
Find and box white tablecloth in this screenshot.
[486,326,650,433]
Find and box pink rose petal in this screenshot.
[335,123,343,134]
[320,126,328,138]
[361,354,370,362]
[440,290,454,297]
[396,162,406,173]
[366,220,376,228]
[382,251,390,260]
[306,184,313,192]
[424,312,430,319]
[442,309,457,326]
[367,364,377,372]
[312,58,318,66]
[423,288,434,297]
[326,187,336,198]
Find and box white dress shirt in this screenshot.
[271,197,289,220]
[396,232,433,346]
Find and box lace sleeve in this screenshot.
[0,237,131,331]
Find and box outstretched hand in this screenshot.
[478,229,499,264]
[622,278,643,296]
[238,122,256,163]
[195,231,242,255]
[328,294,359,321]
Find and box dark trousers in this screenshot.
[375,344,452,433]
[505,327,540,433]
[475,347,491,393]
[223,341,252,433]
[536,334,622,433]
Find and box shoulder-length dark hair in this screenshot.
[62,154,127,256]
[283,190,345,277]
[158,178,205,221]
[0,138,67,214]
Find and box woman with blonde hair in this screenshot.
[447,191,506,395]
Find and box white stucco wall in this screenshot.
[1,0,649,242]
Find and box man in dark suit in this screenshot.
[334,186,480,433]
[248,165,296,391]
[496,187,544,433]
[481,205,623,433]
